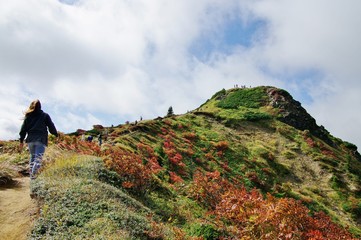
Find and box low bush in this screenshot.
[217,87,267,109]
[188,223,221,239]
[30,155,168,239]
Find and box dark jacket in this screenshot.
[19,110,58,146]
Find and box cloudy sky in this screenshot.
[1,0,360,149]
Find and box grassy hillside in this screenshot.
[1,86,360,239]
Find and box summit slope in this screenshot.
[1,86,360,239]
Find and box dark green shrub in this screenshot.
[347,155,361,179]
[342,197,361,219]
[218,87,267,109]
[330,175,347,191]
[343,141,358,151]
[243,111,272,121]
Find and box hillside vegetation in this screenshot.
[1,86,360,239]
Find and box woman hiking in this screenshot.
[19,100,58,179]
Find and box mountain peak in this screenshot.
[266,87,333,145]
[206,86,333,145]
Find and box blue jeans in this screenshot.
[28,141,46,179]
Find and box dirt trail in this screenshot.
[0,178,36,240]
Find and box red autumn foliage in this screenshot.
[57,135,163,191]
[161,133,188,176]
[180,147,194,157]
[121,181,135,189]
[169,153,184,166]
[103,147,154,190]
[305,137,316,148]
[305,212,355,240]
[216,150,224,158]
[190,172,357,239]
[220,161,231,172]
[136,143,163,174]
[189,170,233,209]
[169,171,184,184]
[261,167,273,175]
[57,135,101,156]
[321,149,336,159]
[54,128,356,239]
[182,132,197,141]
[205,152,215,161]
[93,124,104,130]
[245,171,263,185]
[213,141,229,151]
[76,129,86,134]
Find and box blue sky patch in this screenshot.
[58,0,78,5]
[223,18,265,48]
[283,69,325,106]
[258,65,324,106]
[190,17,266,61]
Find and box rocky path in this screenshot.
[0,178,36,240]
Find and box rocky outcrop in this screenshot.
[267,87,334,146]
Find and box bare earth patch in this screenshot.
[0,178,36,240]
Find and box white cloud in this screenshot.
[308,82,361,147]
[248,0,361,148]
[252,0,361,73]
[55,111,101,133]
[0,83,29,140]
[0,0,360,149]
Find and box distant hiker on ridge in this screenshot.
[98,133,102,146]
[19,100,58,180]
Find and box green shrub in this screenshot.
[342,197,361,221]
[218,87,267,109]
[30,157,155,239]
[252,146,271,160]
[243,111,272,121]
[347,155,361,180]
[188,223,221,239]
[330,175,347,191]
[343,141,358,151]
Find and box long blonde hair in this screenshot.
[24,99,41,117]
